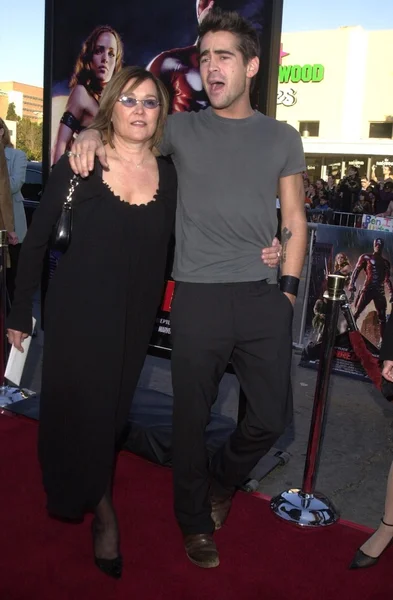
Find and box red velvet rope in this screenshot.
[348,331,382,390]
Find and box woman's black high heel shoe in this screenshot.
[91,519,123,579]
[349,518,393,570]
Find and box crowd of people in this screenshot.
[304,167,393,217]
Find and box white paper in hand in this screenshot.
[5,318,37,386]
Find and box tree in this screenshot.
[6,102,19,122]
[16,118,42,161]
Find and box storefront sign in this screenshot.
[348,159,366,168]
[277,48,325,106]
[279,63,325,84]
[277,87,297,106]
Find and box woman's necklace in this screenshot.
[115,147,148,169]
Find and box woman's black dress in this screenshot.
[8,154,177,519]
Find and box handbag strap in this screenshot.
[64,175,80,205]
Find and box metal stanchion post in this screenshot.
[270,274,346,527]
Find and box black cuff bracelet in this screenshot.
[280,275,300,297]
[60,111,82,134]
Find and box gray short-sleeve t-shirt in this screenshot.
[160,107,306,283]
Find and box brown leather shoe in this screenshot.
[183,533,220,568]
[210,492,233,530]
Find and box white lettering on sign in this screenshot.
[158,326,171,334]
[374,159,393,167]
[277,88,297,107]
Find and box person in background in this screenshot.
[0,118,25,297]
[382,165,393,183]
[361,175,369,191]
[366,190,377,215]
[353,191,372,215]
[338,166,361,212]
[315,178,326,193]
[326,174,337,201]
[367,185,385,215]
[52,25,123,164]
[368,179,380,191]
[315,193,330,211]
[376,182,393,217]
[327,174,336,190]
[371,163,393,186]
[306,182,317,207]
[0,140,16,247]
[315,188,328,206]
[350,314,393,569]
[326,175,341,210]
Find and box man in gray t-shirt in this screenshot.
[70,8,307,571]
[160,106,305,284]
[164,9,306,569]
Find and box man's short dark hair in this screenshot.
[197,7,260,65]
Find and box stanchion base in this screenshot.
[270,488,339,527]
[0,385,36,407]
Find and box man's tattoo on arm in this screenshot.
[281,227,292,264]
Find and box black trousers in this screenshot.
[170,281,293,535]
[7,243,21,306]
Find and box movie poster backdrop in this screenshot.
[44,0,281,351]
[300,225,393,380]
[49,0,278,161]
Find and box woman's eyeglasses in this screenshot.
[118,96,160,109]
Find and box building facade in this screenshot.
[276,27,393,182]
[0,81,43,123]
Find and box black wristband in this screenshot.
[280,275,299,297]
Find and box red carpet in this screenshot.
[0,413,392,600]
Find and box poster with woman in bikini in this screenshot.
[51,26,123,164]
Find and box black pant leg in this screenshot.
[210,282,293,491]
[7,243,21,306]
[170,283,234,534]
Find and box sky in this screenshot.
[0,0,390,88]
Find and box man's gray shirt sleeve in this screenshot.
[159,115,174,157]
[279,125,306,178]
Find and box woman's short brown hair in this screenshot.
[89,66,169,151]
[0,118,13,147]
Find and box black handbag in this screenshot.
[50,174,80,253]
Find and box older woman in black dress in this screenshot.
[7,66,176,579]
